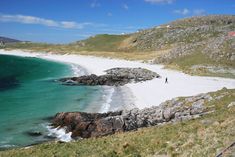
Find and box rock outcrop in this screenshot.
[59,67,160,86]
[52,93,213,139]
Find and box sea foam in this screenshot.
[71,64,87,76]
[46,125,72,142]
[99,86,115,113]
[70,63,115,113]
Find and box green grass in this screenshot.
[171,52,216,67]
[3,41,168,62]
[2,34,131,53]
[166,51,235,78]
[71,34,130,52]
[0,88,234,157]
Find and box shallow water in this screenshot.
[0,54,103,149]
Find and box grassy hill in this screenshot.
[71,34,130,52]
[3,15,235,77]
[0,88,234,157]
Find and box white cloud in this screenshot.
[123,4,129,10]
[174,8,190,15]
[91,0,100,8]
[193,9,206,16]
[0,14,92,29]
[61,21,78,28]
[173,8,206,16]
[61,21,92,29]
[145,0,174,4]
[0,14,58,26]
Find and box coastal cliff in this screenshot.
[52,92,213,138]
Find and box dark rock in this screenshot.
[52,111,124,138]
[52,92,213,139]
[25,131,42,137]
[59,67,160,86]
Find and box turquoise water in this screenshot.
[0,54,102,149]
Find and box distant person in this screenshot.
[165,77,168,84]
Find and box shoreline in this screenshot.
[107,86,136,112]
[0,49,235,110]
[0,49,135,113]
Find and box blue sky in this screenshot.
[0,0,234,43]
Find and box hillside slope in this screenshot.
[75,15,235,62]
[0,36,21,43]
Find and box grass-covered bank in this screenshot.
[1,88,234,157]
[165,52,235,79]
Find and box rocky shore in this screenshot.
[52,92,213,139]
[59,67,160,86]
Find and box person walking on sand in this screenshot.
[165,77,168,84]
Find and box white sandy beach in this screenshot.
[1,49,235,110]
